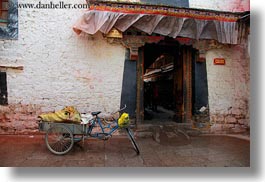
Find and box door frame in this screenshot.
[136,43,193,124]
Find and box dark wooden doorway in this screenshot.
[136,38,194,124]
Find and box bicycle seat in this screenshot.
[91,111,101,116]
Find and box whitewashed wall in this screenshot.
[189,0,249,12]
[0,0,125,134]
[0,0,250,134]
[206,45,250,133]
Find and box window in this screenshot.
[0,0,18,39]
[0,72,8,105]
[0,0,9,26]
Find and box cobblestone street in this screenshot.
[0,135,250,167]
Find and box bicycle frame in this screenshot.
[86,104,127,139]
[87,117,119,139]
[39,105,140,155]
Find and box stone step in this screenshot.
[134,123,203,146]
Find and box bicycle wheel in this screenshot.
[125,128,140,155]
[45,124,74,155]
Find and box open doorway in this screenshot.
[136,37,208,125]
[142,40,180,123]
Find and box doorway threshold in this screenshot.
[135,122,194,138]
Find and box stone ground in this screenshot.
[0,134,250,167]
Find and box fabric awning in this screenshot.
[73,2,249,44]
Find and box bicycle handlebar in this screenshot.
[111,104,127,115]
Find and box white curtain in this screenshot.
[73,10,241,44]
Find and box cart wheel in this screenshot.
[45,125,74,155]
[125,128,140,155]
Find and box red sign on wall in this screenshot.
[214,58,225,65]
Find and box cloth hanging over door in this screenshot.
[73,2,249,44]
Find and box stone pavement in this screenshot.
[0,134,250,167]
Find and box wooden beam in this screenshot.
[0,65,24,70]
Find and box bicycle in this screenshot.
[38,105,140,155]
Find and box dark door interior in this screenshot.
[142,39,183,123]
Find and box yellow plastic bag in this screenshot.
[38,106,81,123]
[118,113,130,128]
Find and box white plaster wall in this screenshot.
[0,0,125,115]
[189,0,250,12]
[0,0,250,134]
[206,45,250,122]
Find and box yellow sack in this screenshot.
[118,113,130,128]
[38,106,81,123]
